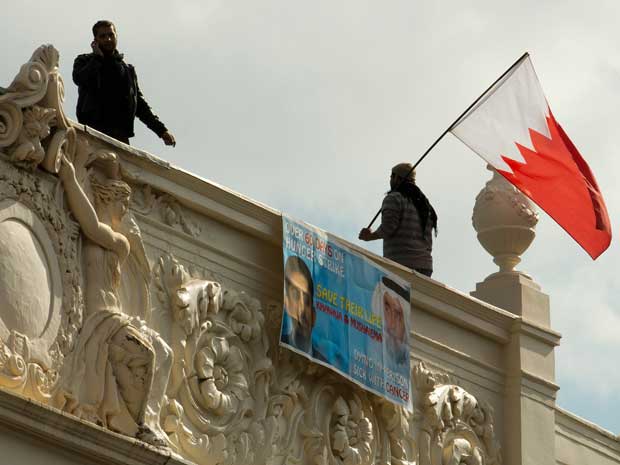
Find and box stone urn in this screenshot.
[472,165,539,277]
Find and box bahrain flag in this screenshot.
[450,53,611,259]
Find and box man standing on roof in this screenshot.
[73,20,176,147]
[359,163,438,277]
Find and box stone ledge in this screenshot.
[555,407,620,459]
[510,319,561,347]
[0,388,193,465]
[75,123,528,348]
[73,122,282,245]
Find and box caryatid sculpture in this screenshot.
[53,152,168,445]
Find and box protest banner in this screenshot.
[280,215,412,410]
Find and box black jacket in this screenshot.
[73,51,167,140]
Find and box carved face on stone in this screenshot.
[111,196,129,225]
[94,24,118,55]
[91,177,131,228]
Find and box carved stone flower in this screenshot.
[227,292,262,342]
[195,336,249,416]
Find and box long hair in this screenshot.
[90,176,131,206]
[393,180,438,237]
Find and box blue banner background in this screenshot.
[280,216,412,410]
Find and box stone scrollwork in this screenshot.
[1,44,75,173]
[0,100,24,148]
[413,363,502,465]
[1,45,59,108]
[375,398,416,465]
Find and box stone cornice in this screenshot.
[555,407,620,459]
[75,122,527,347]
[74,123,283,244]
[0,388,192,465]
[510,318,562,347]
[71,121,529,350]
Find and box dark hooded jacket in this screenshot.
[73,51,167,141]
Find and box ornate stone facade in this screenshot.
[1,36,620,465]
[0,45,504,465]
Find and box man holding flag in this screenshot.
[359,163,438,277]
[361,53,611,262]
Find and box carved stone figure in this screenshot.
[53,153,167,445]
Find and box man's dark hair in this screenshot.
[284,255,314,301]
[92,20,115,37]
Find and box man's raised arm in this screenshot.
[72,53,103,89]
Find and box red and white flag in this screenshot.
[450,53,611,259]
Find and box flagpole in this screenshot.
[365,51,530,229]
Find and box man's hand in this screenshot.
[358,228,373,241]
[161,131,176,147]
[91,41,103,56]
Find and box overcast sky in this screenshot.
[4,0,620,434]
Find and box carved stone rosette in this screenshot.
[155,254,270,464]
